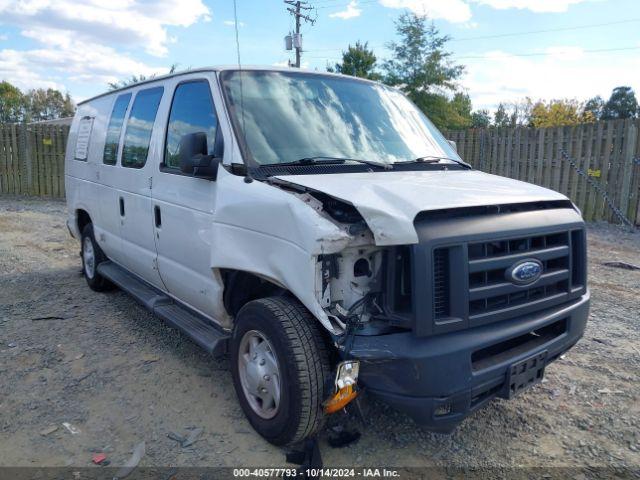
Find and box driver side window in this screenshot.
[164,80,218,170]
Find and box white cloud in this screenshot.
[460,21,479,29]
[0,0,211,57]
[379,0,472,23]
[0,49,64,90]
[544,46,586,60]
[0,34,8,41]
[329,1,362,19]
[224,20,246,27]
[0,0,209,92]
[0,40,168,91]
[462,46,640,110]
[470,0,587,13]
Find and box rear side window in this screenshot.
[74,117,94,161]
[122,87,164,169]
[164,81,218,169]
[103,93,131,165]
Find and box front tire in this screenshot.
[81,224,112,291]
[230,297,331,446]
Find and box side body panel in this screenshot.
[95,95,130,265]
[65,97,113,252]
[151,73,226,323]
[209,168,351,332]
[112,85,167,289]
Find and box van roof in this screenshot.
[78,66,378,106]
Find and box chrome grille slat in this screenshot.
[468,245,569,273]
[468,269,569,301]
[468,292,568,323]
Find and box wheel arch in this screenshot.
[76,208,92,234]
[221,269,288,318]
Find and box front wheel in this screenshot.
[230,297,331,446]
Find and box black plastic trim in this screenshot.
[350,291,589,432]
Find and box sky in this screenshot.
[0,0,639,112]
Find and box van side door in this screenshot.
[96,92,131,266]
[151,77,224,320]
[117,86,165,288]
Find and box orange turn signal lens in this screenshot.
[323,384,359,414]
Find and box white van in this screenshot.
[65,67,589,446]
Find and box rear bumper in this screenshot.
[350,291,589,432]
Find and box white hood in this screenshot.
[275,169,568,245]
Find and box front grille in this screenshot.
[467,231,571,324]
[433,248,450,319]
[431,228,586,331]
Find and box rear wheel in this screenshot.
[230,297,331,446]
[81,223,113,291]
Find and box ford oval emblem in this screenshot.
[506,259,543,285]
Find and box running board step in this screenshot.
[97,261,229,357]
[97,261,171,309]
[154,303,228,356]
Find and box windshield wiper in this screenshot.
[394,155,472,169]
[266,156,392,169]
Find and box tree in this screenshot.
[491,99,533,127]
[471,109,490,128]
[383,13,464,97]
[0,81,24,123]
[529,99,593,128]
[446,92,473,129]
[510,98,533,126]
[601,86,639,120]
[109,64,177,90]
[328,41,380,80]
[382,13,466,130]
[24,88,76,122]
[583,95,604,121]
[494,103,510,127]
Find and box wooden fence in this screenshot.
[1,120,639,225]
[0,123,69,198]
[445,119,640,225]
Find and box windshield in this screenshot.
[220,70,462,166]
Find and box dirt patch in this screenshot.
[0,196,638,470]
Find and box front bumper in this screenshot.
[350,291,589,433]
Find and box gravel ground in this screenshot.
[0,196,639,472]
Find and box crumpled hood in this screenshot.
[275,169,568,245]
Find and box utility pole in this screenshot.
[284,1,315,68]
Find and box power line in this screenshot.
[452,18,640,42]
[455,45,640,60]
[310,0,352,4]
[305,45,640,62]
[315,0,378,9]
[305,18,640,52]
[310,0,356,5]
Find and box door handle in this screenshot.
[154,205,162,228]
[119,197,125,217]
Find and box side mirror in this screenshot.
[447,139,457,152]
[178,132,220,180]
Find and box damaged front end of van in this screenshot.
[212,68,589,434]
